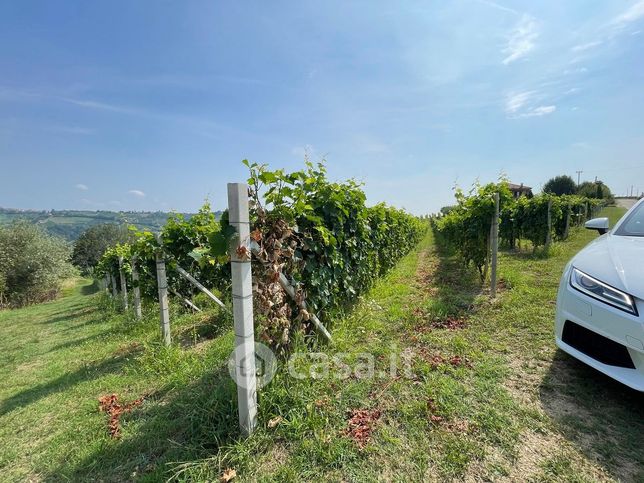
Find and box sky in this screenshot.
[1,0,643,215]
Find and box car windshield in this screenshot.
[614,202,644,237]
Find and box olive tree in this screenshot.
[0,221,76,307]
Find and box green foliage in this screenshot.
[543,175,577,196]
[0,221,76,307]
[245,160,425,348]
[72,223,131,272]
[95,203,232,302]
[435,182,513,277]
[577,180,614,202]
[435,181,607,271]
[513,194,561,248]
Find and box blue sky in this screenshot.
[1,1,643,214]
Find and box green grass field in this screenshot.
[0,207,642,482]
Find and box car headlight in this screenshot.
[570,268,639,316]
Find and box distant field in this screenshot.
[0,208,217,240]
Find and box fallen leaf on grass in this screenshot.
[418,350,473,369]
[427,398,443,425]
[220,468,237,482]
[268,416,283,428]
[98,393,145,438]
[342,408,382,449]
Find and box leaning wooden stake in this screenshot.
[490,192,500,299]
[228,182,258,436]
[248,242,333,343]
[278,273,333,342]
[131,256,142,320]
[155,252,171,346]
[175,266,227,310]
[118,256,129,310]
[170,288,202,312]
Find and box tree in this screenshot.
[0,221,75,307]
[543,175,577,195]
[72,223,131,271]
[577,180,614,201]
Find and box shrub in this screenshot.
[0,221,76,307]
[543,175,577,196]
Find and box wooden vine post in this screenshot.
[545,198,553,250]
[118,256,128,310]
[110,273,118,298]
[490,192,500,299]
[155,251,171,346]
[228,182,258,436]
[131,256,142,320]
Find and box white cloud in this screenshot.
[60,97,138,114]
[505,91,534,114]
[502,14,539,65]
[474,0,519,15]
[612,1,644,26]
[505,92,556,118]
[75,183,89,191]
[128,189,145,198]
[571,40,602,52]
[572,142,590,149]
[518,105,556,118]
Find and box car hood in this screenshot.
[573,233,644,300]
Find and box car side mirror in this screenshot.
[585,217,609,235]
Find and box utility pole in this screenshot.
[576,170,583,187]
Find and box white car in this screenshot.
[555,199,644,391]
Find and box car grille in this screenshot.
[562,321,635,369]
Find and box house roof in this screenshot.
[507,183,533,191]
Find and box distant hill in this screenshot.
[0,207,220,241]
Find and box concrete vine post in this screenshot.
[118,256,128,310]
[131,256,142,320]
[227,182,258,436]
[563,207,571,240]
[490,192,500,299]
[155,251,171,346]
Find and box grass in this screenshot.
[0,207,642,481]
